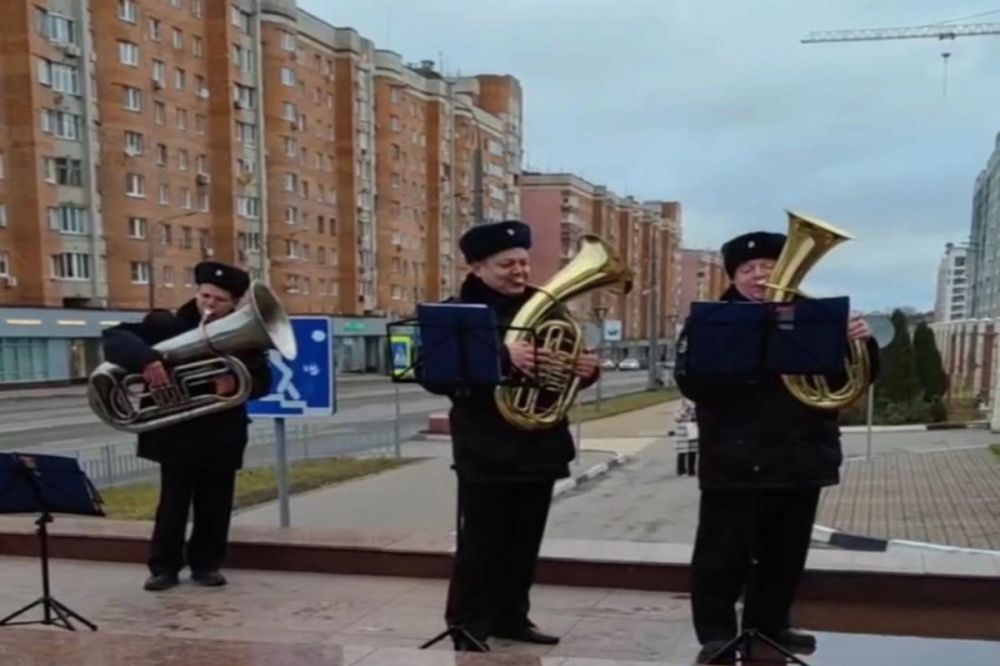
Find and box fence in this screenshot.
[66,419,426,490]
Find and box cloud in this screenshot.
[299,0,1000,311]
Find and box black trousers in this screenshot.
[445,478,555,640]
[690,486,821,644]
[148,464,237,576]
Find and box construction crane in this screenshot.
[802,19,1000,94]
[802,22,1000,44]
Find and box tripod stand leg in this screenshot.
[52,599,97,631]
[0,598,45,626]
[420,626,488,651]
[750,629,812,665]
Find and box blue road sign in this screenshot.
[248,316,336,418]
[389,334,413,379]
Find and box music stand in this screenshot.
[0,453,104,632]
[685,298,847,666]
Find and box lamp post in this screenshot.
[147,210,198,310]
[592,305,608,408]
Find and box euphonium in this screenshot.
[496,234,633,430]
[88,282,297,434]
[765,211,870,410]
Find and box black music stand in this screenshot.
[0,453,104,632]
[684,298,848,665]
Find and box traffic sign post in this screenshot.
[389,335,413,456]
[248,317,336,527]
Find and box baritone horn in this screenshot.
[765,211,871,410]
[496,234,633,430]
[88,282,297,433]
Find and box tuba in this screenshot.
[496,234,633,430]
[88,282,297,434]
[765,211,871,410]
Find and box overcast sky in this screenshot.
[299,0,1000,312]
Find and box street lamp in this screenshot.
[148,210,198,310]
[592,305,608,408]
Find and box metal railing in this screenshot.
[63,420,426,490]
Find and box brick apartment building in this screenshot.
[677,248,726,324]
[0,0,521,382]
[521,172,682,361]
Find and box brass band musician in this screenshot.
[100,262,271,592]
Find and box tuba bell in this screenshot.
[496,234,633,430]
[765,211,871,410]
[88,282,297,434]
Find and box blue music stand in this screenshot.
[0,453,103,632]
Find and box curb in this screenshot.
[812,524,1000,557]
[840,421,989,433]
[553,452,630,498]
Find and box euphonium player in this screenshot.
[419,221,600,652]
[100,262,271,592]
[673,232,880,663]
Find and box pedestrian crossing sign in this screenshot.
[390,335,414,379]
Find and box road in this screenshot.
[0,371,651,456]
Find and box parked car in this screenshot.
[600,358,618,370]
[618,358,641,370]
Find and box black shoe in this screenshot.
[491,625,560,645]
[191,570,227,587]
[143,573,179,592]
[771,628,817,652]
[696,639,736,664]
[453,633,490,652]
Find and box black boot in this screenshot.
[492,624,560,645]
[771,627,817,652]
[453,632,489,652]
[696,639,736,664]
[143,573,179,592]
[191,570,227,587]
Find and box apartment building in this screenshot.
[677,248,726,323]
[934,242,970,323]
[0,0,522,381]
[521,173,682,358]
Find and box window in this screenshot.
[0,251,8,276]
[284,206,298,224]
[47,206,87,234]
[123,86,142,112]
[149,18,161,40]
[175,68,186,90]
[128,217,147,239]
[285,239,301,259]
[125,173,146,197]
[51,253,91,280]
[195,75,207,98]
[178,150,189,171]
[0,205,6,228]
[0,153,4,180]
[195,113,206,134]
[118,41,139,67]
[283,137,297,156]
[281,67,295,86]
[236,196,260,218]
[390,115,401,132]
[281,31,296,51]
[40,110,81,140]
[198,191,210,212]
[159,183,170,205]
[155,143,167,166]
[318,247,326,265]
[233,44,254,74]
[192,0,204,16]
[130,261,150,284]
[282,172,297,192]
[163,265,175,286]
[391,144,400,160]
[40,12,76,45]
[172,28,183,50]
[154,102,166,125]
[196,154,208,174]
[390,87,401,104]
[282,102,298,122]
[233,84,256,109]
[235,121,256,144]
[37,60,80,94]
[44,157,84,185]
[232,7,251,33]
[193,36,204,58]
[152,60,165,85]
[176,108,187,130]
[180,188,192,209]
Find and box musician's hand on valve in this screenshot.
[142,360,170,388]
[507,341,547,377]
[214,373,238,396]
[848,312,872,342]
[574,352,600,379]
